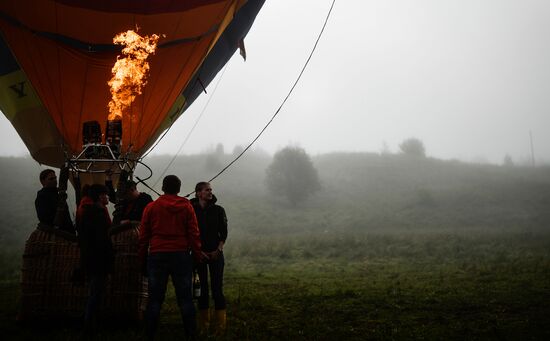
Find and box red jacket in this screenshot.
[138,194,201,262]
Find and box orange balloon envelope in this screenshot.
[0,0,265,167]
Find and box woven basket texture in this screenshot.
[20,223,147,321]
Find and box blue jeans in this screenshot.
[145,251,196,339]
[197,252,226,310]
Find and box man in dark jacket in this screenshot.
[35,169,74,233]
[191,181,228,336]
[138,175,204,340]
[105,173,153,224]
[76,184,113,333]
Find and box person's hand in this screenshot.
[120,219,131,226]
[208,249,221,261]
[193,251,208,264]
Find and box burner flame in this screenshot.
[108,30,160,120]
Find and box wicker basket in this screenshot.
[107,222,148,320]
[20,223,147,321]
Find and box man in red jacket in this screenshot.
[138,175,204,340]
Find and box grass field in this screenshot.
[1,230,549,340]
[1,154,549,339]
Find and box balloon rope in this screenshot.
[145,0,336,197]
[139,116,176,160]
[203,0,337,187]
[134,160,161,196]
[150,63,230,190]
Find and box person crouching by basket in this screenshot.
[76,184,114,334]
[138,175,205,340]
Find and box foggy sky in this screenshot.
[1,0,549,164]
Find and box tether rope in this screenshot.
[144,0,336,196]
[202,0,336,185]
[150,63,230,190]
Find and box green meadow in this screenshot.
[0,152,549,339]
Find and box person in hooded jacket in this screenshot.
[191,181,228,336]
[138,175,204,340]
[75,183,113,333]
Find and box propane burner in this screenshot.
[79,119,123,160]
[106,119,122,156]
[82,120,101,145]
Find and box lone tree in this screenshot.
[399,137,426,157]
[265,146,321,205]
[503,154,514,167]
[204,143,225,171]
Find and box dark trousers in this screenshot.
[145,251,196,339]
[197,252,226,310]
[84,273,107,330]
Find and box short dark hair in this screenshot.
[88,184,109,202]
[39,169,55,182]
[162,175,181,195]
[194,182,210,197]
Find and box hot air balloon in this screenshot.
[0,0,265,321]
[0,0,264,178]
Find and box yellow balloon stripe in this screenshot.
[0,70,42,121]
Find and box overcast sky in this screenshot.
[1,0,549,164]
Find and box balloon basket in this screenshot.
[19,223,147,322]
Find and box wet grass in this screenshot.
[1,230,549,340]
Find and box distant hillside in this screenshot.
[1,152,549,251]
[313,153,550,232]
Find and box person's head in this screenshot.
[88,184,109,206]
[125,180,140,200]
[162,175,181,195]
[81,184,90,198]
[195,182,212,201]
[39,169,57,188]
